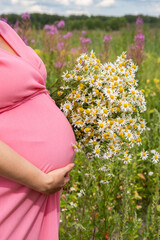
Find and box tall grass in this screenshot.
[29,22,160,239]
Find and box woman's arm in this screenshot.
[0,140,47,192]
[0,141,75,195]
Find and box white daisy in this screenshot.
[85,173,96,179]
[152,151,160,164]
[100,180,109,184]
[148,171,154,176]
[62,101,72,114]
[93,144,101,157]
[123,153,132,164]
[98,165,111,172]
[140,150,149,160]
[70,202,78,208]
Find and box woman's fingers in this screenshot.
[63,163,75,176]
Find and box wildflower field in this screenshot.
[5,15,160,239]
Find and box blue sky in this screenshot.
[0,0,160,17]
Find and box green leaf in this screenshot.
[156,205,160,212]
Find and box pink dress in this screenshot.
[0,20,76,239]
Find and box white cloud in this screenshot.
[21,0,36,7]
[56,0,93,6]
[55,0,70,5]
[27,5,46,13]
[147,2,160,15]
[23,3,54,14]
[74,0,93,6]
[66,9,90,16]
[98,0,115,7]
[11,0,19,3]
[11,0,36,6]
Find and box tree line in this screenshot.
[1,13,160,30]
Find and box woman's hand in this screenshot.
[40,163,75,195]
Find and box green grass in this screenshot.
[29,23,160,239]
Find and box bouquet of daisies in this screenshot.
[59,50,146,163]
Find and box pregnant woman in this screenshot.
[0,20,76,239]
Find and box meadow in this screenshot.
[16,15,160,239]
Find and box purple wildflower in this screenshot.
[80,37,91,44]
[57,42,64,50]
[57,20,65,29]
[0,18,8,23]
[136,17,143,26]
[55,61,65,68]
[81,30,86,36]
[44,24,58,35]
[21,13,30,20]
[70,48,77,53]
[134,34,145,43]
[130,44,135,50]
[104,35,112,42]
[62,32,72,39]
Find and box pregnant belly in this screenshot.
[0,93,76,173]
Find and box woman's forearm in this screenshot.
[0,140,47,192]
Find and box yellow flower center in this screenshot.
[120,132,124,137]
[94,89,99,94]
[79,107,84,112]
[96,149,100,153]
[65,104,70,109]
[110,95,114,99]
[132,64,136,69]
[103,109,108,113]
[84,128,90,132]
[85,109,90,114]
[114,76,118,80]
[137,138,141,142]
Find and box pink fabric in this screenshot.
[0,20,76,239]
